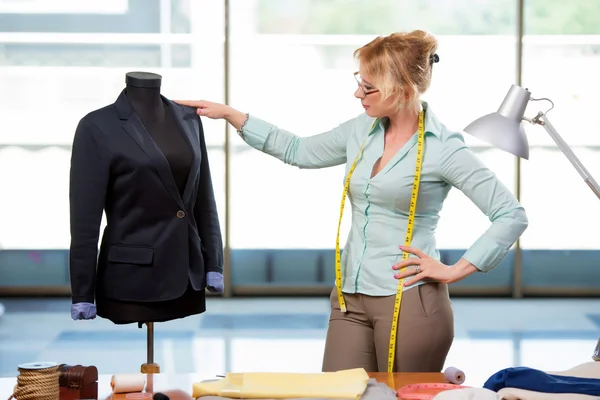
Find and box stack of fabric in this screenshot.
[192,368,398,400]
[433,362,600,399]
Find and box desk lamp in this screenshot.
[463,84,600,361]
[464,84,600,199]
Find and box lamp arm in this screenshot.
[535,113,600,201]
[538,114,600,362]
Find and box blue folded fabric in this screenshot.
[484,366,600,395]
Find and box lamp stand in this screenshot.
[531,112,600,200]
[464,86,600,362]
[530,112,600,361]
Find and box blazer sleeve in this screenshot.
[69,117,110,304]
[194,116,224,274]
[439,131,528,272]
[239,115,359,169]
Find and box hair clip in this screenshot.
[430,53,439,64]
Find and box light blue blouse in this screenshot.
[239,101,528,296]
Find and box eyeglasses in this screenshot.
[354,72,380,97]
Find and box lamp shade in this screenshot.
[464,84,531,160]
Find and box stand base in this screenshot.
[141,363,160,374]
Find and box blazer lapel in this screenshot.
[168,101,201,206]
[114,90,184,209]
[122,113,185,209]
[114,90,202,209]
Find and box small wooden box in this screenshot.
[58,364,98,400]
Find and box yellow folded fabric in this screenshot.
[192,368,370,399]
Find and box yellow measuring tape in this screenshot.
[334,110,425,373]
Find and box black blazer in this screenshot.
[69,90,223,304]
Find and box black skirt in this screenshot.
[96,280,206,325]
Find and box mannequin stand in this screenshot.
[140,322,160,374]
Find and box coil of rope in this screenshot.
[8,362,60,400]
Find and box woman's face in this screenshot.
[354,68,399,118]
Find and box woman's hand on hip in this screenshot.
[392,245,457,286]
[173,100,232,119]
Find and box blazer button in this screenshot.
[176,210,186,219]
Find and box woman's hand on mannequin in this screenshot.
[174,100,247,130]
[392,246,478,285]
[174,100,229,118]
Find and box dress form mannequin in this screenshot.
[94,72,208,324]
[69,70,224,376]
[70,71,223,323]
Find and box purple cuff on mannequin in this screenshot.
[71,302,97,320]
[207,271,224,294]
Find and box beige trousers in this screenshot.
[321,282,454,373]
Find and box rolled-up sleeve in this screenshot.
[439,132,529,272]
[239,115,358,169]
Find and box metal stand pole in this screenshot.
[141,322,160,373]
[537,114,600,200]
[139,322,160,394]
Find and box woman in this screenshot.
[176,30,528,373]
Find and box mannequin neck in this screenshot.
[126,85,165,121]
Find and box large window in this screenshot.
[0,1,225,264]
[520,0,600,250]
[3,0,599,295]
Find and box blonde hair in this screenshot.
[353,30,438,113]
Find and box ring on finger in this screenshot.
[413,265,421,274]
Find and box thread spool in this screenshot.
[443,367,465,385]
[9,362,60,400]
[110,373,146,394]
